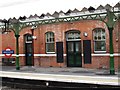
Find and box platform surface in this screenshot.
[0,66,119,86]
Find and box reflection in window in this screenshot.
[75,42,80,52]
[93,28,106,52]
[45,32,55,53]
[68,42,74,52]
[66,30,80,41]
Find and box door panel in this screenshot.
[67,42,74,66]
[68,53,74,65]
[56,42,64,63]
[83,40,91,64]
[25,43,33,66]
[75,42,82,66]
[67,41,82,67]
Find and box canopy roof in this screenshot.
[0,0,119,20]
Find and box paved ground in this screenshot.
[0,66,120,87]
[0,66,119,76]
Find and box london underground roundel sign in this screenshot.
[2,47,14,58]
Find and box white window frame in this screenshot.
[45,32,55,54]
[93,28,106,53]
[66,30,81,41]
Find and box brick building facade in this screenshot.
[0,3,120,70]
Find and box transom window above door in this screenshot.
[24,34,32,43]
[66,30,81,41]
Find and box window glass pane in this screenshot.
[97,30,101,40]
[68,42,74,52]
[47,38,49,42]
[95,41,101,51]
[102,29,105,33]
[27,35,32,41]
[101,41,106,50]
[75,42,80,52]
[94,41,106,51]
[102,35,105,40]
[94,31,97,40]
[94,36,97,40]
[50,38,52,42]
[46,43,55,52]
[101,32,105,40]
[76,33,80,39]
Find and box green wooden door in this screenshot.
[67,41,82,67]
[25,43,33,66]
[24,34,33,66]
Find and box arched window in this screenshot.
[93,28,106,52]
[24,34,32,43]
[45,32,55,53]
[66,30,81,41]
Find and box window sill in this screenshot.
[46,52,55,54]
[94,51,106,53]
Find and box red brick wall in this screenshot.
[1,20,120,70]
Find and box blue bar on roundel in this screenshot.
[2,50,14,54]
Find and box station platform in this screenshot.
[0,66,120,87]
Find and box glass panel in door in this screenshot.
[67,42,74,66]
[74,41,82,67]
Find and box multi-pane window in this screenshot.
[25,34,32,43]
[66,30,81,41]
[93,28,106,52]
[45,32,55,53]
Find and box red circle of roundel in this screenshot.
[4,47,12,58]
